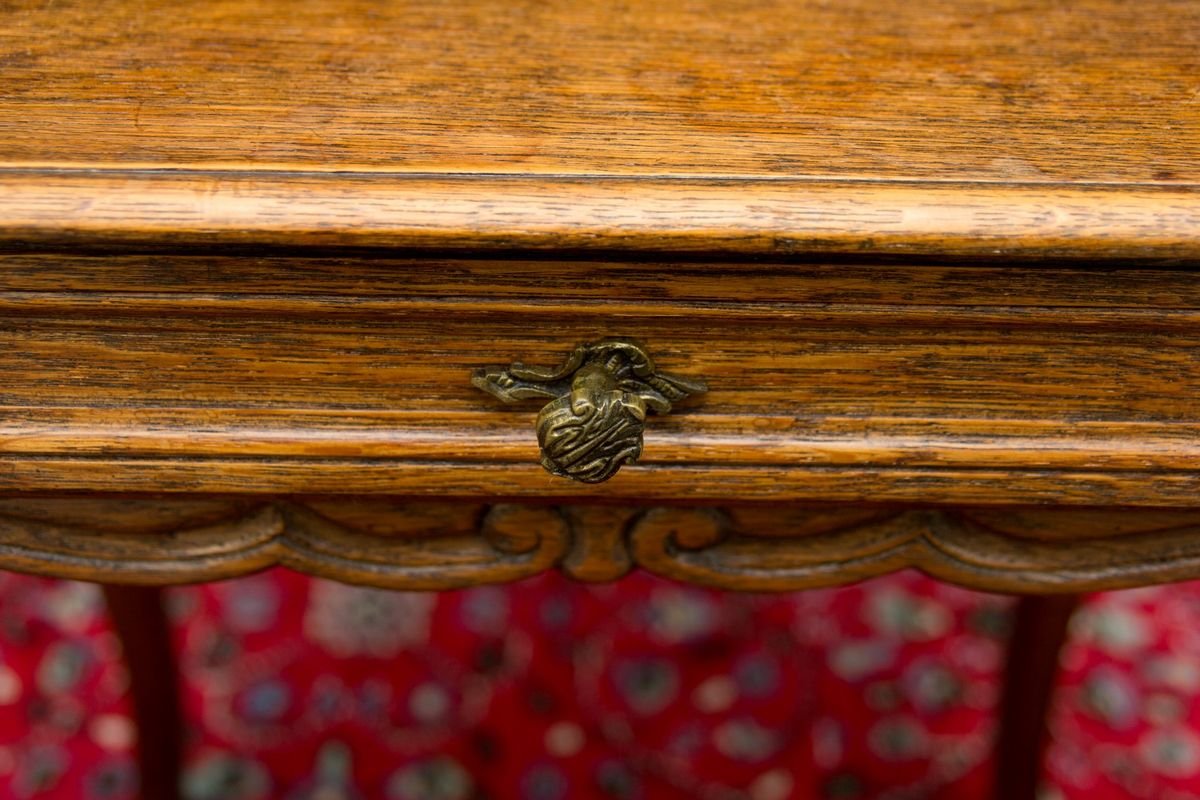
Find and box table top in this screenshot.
[1,1,1199,594]
[2,0,1197,182]
[1,0,1197,258]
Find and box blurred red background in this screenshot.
[0,569,1196,799]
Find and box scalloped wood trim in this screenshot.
[0,498,1198,592]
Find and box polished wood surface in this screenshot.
[0,0,1198,257]
[2,256,1198,505]
[2,0,1195,181]
[2,173,1197,259]
[0,0,1195,575]
[2,3,1194,794]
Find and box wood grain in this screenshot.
[0,0,1198,258]
[1,0,1196,183]
[2,1,1199,577]
[1,497,1199,593]
[1,173,1197,258]
[2,256,1197,505]
[6,254,1200,311]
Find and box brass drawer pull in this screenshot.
[472,339,707,483]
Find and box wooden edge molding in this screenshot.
[2,171,1198,258]
[0,497,1198,593]
[4,409,1200,473]
[3,459,1200,507]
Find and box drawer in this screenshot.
[2,253,1199,505]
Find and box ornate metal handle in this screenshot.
[472,339,707,483]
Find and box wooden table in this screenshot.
[1,0,1197,797]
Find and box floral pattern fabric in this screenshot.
[0,568,1198,799]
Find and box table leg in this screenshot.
[102,584,183,800]
[994,592,1081,800]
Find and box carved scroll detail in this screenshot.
[626,508,1200,594]
[0,499,569,589]
[0,498,1198,593]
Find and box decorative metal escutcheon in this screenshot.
[472,339,707,483]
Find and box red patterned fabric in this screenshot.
[0,568,1197,799]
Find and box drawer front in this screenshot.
[3,254,1199,505]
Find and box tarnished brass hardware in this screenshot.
[472,339,707,483]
